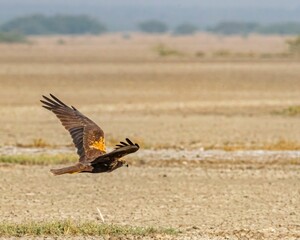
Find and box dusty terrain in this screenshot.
[0,160,299,239]
[0,34,300,239]
[1,35,300,149]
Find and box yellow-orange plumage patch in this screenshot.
[90,137,106,152]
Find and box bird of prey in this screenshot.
[40,94,139,175]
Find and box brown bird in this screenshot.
[40,94,139,175]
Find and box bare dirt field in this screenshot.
[0,160,299,239]
[1,34,300,150]
[0,34,300,239]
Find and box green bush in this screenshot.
[286,36,300,55]
[154,43,183,57]
[258,22,300,35]
[0,31,28,43]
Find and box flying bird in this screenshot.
[40,94,139,175]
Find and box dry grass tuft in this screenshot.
[0,152,299,171]
[213,49,232,57]
[0,219,178,237]
[0,154,77,165]
[153,43,184,57]
[16,138,50,148]
[205,139,300,151]
[131,157,300,168]
[263,139,300,150]
[273,106,300,116]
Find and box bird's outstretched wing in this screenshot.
[91,138,139,165]
[41,94,106,162]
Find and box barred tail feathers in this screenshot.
[50,164,82,175]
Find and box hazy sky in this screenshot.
[2,0,300,8]
[1,0,300,30]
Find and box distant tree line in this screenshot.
[137,20,198,35]
[137,20,300,36]
[1,14,300,41]
[138,20,300,35]
[0,14,107,35]
[0,15,199,37]
[208,21,300,35]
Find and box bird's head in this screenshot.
[91,138,139,169]
[110,138,139,170]
[108,159,128,172]
[119,159,129,167]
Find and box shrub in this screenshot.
[0,31,28,43]
[154,43,183,57]
[286,36,300,55]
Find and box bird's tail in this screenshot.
[50,164,82,175]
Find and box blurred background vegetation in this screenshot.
[0,15,107,36]
[0,14,300,35]
[1,13,300,45]
[2,14,300,38]
[2,14,300,54]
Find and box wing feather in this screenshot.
[92,139,139,165]
[41,94,106,161]
[126,138,134,145]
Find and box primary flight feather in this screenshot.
[40,94,139,175]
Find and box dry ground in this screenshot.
[0,162,299,239]
[0,34,300,149]
[0,34,300,239]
